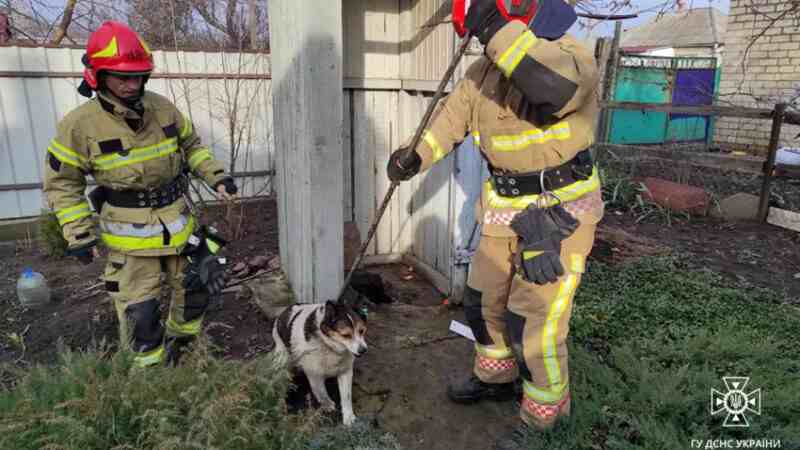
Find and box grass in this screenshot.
[0,340,400,450]
[514,256,800,450]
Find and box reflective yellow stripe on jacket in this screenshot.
[56,202,92,226]
[101,216,195,252]
[48,140,89,170]
[93,138,179,171]
[497,30,538,77]
[423,131,446,163]
[180,115,193,139]
[485,168,601,210]
[188,148,213,170]
[491,122,571,152]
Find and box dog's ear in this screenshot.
[322,300,340,328]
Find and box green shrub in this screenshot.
[38,210,68,257]
[0,340,400,450]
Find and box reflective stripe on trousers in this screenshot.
[100,215,195,251]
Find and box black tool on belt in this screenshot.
[488,149,594,198]
[89,176,188,212]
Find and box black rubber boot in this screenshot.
[494,424,533,450]
[164,335,194,367]
[447,374,517,404]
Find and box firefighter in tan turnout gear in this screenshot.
[43,21,237,368]
[387,1,602,447]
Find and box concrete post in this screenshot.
[268,0,344,303]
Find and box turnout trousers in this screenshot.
[103,252,210,367]
[464,221,596,429]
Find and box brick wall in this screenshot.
[714,0,800,154]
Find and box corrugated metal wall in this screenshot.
[0,46,274,220]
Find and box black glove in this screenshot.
[183,254,227,296]
[464,0,507,45]
[67,240,97,265]
[215,177,238,195]
[510,205,578,285]
[182,226,228,296]
[386,147,422,182]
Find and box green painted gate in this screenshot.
[607,55,720,145]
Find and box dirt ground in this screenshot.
[1,196,798,449]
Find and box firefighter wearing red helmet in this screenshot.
[387,1,601,447]
[44,21,238,368]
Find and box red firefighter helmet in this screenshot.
[82,21,154,90]
[452,0,538,37]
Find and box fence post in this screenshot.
[757,103,786,223]
[597,21,622,146]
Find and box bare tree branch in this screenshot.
[50,0,76,45]
[192,0,229,36]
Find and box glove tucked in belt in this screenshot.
[510,203,579,285]
[182,226,228,296]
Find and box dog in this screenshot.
[271,299,368,426]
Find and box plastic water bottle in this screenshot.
[16,267,51,307]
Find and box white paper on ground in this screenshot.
[449,320,476,342]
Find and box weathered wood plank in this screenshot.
[603,101,774,119]
[598,144,766,174]
[343,91,353,221]
[352,91,378,257]
[603,101,800,126]
[373,91,394,255]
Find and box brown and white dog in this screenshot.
[271,300,368,426]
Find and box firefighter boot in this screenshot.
[494,394,572,449]
[494,424,533,450]
[164,335,195,366]
[447,374,518,404]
